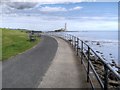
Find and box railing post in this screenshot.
[69,35,71,44]
[65,34,66,40]
[67,34,69,40]
[66,34,68,40]
[64,34,66,40]
[70,35,72,45]
[74,36,76,50]
[69,34,70,44]
[65,34,67,40]
[66,34,67,40]
[72,36,74,47]
[77,38,79,56]
[63,34,65,39]
[104,64,108,90]
[87,46,90,82]
[81,41,83,64]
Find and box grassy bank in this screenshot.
[1,28,40,61]
[0,29,1,60]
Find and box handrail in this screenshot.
[46,32,120,89]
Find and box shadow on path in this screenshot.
[2,36,58,88]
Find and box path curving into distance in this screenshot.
[2,35,58,88]
[38,37,90,88]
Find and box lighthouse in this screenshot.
[64,23,67,31]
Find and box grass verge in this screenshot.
[0,29,1,60]
[1,28,40,61]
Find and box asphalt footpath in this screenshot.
[38,37,90,88]
[2,36,58,88]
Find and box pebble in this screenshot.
[100,52,103,54]
[85,40,89,43]
[96,42,100,45]
[109,53,112,55]
[96,51,100,53]
[110,56,113,58]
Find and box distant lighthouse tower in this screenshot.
[64,23,67,31]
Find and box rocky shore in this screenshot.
[70,38,119,88]
[89,54,120,88]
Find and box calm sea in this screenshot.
[63,31,119,65]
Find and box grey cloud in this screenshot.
[7,2,38,10]
[0,2,39,15]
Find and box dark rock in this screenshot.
[96,51,100,53]
[68,39,72,42]
[96,42,100,45]
[110,56,113,58]
[112,60,117,66]
[100,52,103,54]
[109,53,112,55]
[109,80,119,87]
[110,63,115,67]
[99,74,104,80]
[94,60,103,66]
[101,55,104,57]
[85,40,89,43]
[96,69,104,75]
[108,72,118,80]
[116,65,120,69]
[90,55,95,61]
[117,70,120,74]
[102,57,106,60]
[93,64,104,74]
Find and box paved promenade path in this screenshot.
[38,37,90,88]
[2,36,58,88]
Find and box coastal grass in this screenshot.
[0,29,1,60]
[1,28,40,61]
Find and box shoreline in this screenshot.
[64,32,118,67]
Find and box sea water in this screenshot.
[63,31,119,66]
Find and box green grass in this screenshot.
[0,29,2,60]
[1,28,40,61]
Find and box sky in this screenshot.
[0,0,118,31]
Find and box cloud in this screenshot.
[69,6,83,11]
[0,4,15,14]
[1,15,117,31]
[39,6,83,13]
[0,2,38,15]
[39,6,67,12]
[3,0,85,3]
[1,0,118,4]
[7,2,37,10]
[0,0,83,15]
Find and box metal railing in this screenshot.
[46,32,120,89]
